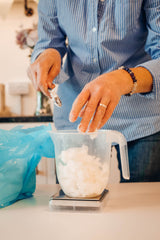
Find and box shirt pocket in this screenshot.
[114,0,142,32]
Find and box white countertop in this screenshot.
[1,183,160,240]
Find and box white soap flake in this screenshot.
[57,145,109,198]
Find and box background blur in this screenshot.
[0,0,40,117]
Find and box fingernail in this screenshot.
[69,113,76,122]
[77,124,81,132]
[88,127,98,133]
[97,122,101,129]
[79,125,86,133]
[88,128,94,133]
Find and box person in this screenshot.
[27,0,160,182]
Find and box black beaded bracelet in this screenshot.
[119,66,137,96]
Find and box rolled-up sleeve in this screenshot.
[31,0,67,63]
[137,0,160,100]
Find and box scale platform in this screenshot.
[49,188,109,211]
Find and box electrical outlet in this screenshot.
[8,82,29,96]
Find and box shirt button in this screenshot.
[93,58,97,63]
[92,27,97,32]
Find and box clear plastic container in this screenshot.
[49,130,130,198]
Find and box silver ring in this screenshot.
[99,103,107,108]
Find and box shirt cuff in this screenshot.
[31,49,44,64]
[31,47,66,64]
[136,58,160,100]
[54,68,69,84]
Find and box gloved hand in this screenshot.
[27,48,61,98]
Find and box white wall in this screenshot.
[0,1,38,116]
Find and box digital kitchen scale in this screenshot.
[49,188,109,211]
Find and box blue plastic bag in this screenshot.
[0,124,55,208]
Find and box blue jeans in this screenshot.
[116,131,160,182]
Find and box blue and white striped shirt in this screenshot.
[32,0,160,141]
